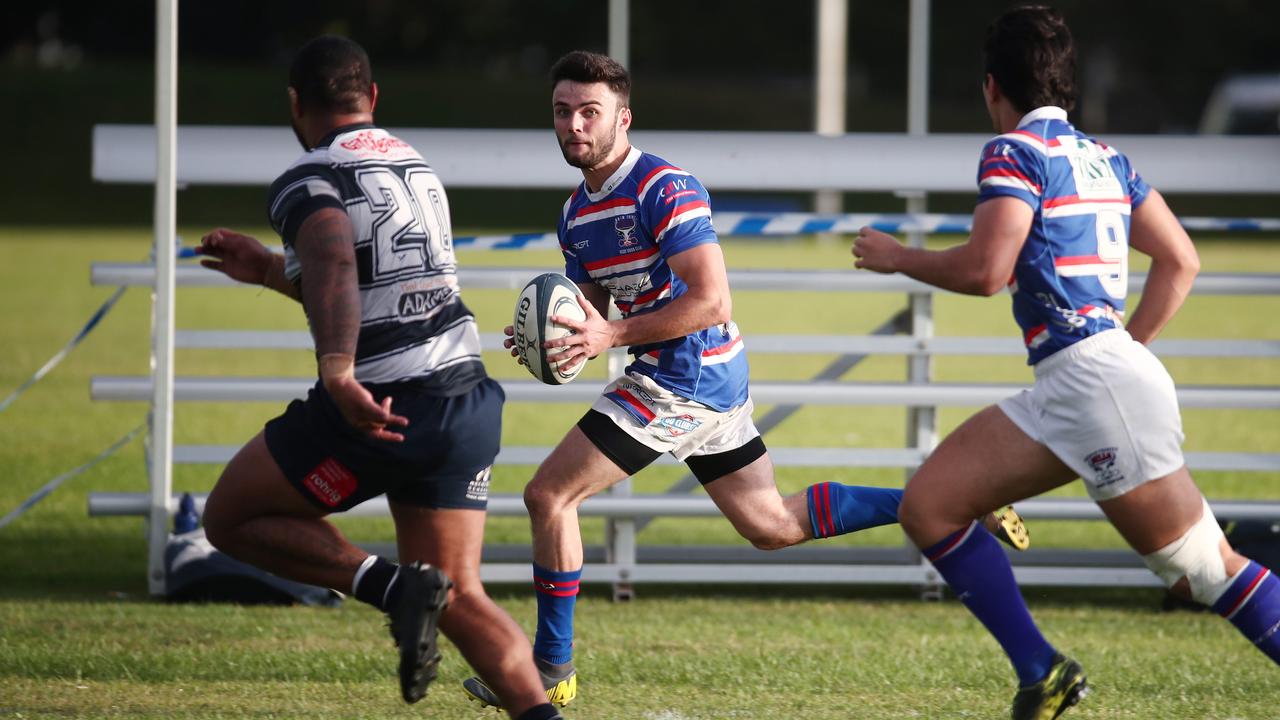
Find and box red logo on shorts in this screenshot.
[302,457,358,507]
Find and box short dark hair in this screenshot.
[550,51,631,106]
[289,35,373,114]
[984,5,1076,113]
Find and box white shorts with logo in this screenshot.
[590,371,760,461]
[997,329,1186,501]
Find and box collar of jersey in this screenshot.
[314,122,377,149]
[1016,106,1068,128]
[583,146,643,202]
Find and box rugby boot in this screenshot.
[462,657,577,710]
[987,505,1031,551]
[1010,653,1088,720]
[388,562,452,704]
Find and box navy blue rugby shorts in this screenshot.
[264,376,503,513]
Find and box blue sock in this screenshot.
[925,522,1058,686]
[532,563,581,665]
[1211,560,1280,664]
[807,482,903,539]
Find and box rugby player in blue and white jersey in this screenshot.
[193,36,564,720]
[854,7,1280,718]
[462,50,1029,711]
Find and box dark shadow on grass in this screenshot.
[484,581,1174,611]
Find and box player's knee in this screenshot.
[742,527,792,551]
[895,490,930,540]
[440,582,482,612]
[200,494,235,552]
[436,584,489,635]
[1141,499,1235,606]
[522,478,569,520]
[727,504,804,550]
[201,519,245,559]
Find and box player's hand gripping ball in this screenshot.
[512,272,588,385]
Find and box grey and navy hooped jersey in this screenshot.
[267,124,485,392]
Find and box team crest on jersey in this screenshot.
[1084,447,1125,488]
[655,413,702,437]
[466,466,492,502]
[614,215,640,248]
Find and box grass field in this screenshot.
[1,227,1277,718]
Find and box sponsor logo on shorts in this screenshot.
[466,466,492,502]
[302,457,358,507]
[655,413,702,437]
[619,381,656,406]
[1085,447,1125,488]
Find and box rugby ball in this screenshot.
[513,273,588,385]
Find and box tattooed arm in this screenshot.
[295,207,408,441]
[295,207,360,358]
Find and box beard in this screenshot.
[560,124,617,169]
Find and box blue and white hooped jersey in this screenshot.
[267,124,486,392]
[977,106,1152,365]
[558,147,749,412]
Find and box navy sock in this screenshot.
[1211,560,1280,664]
[924,522,1058,686]
[532,563,581,665]
[352,555,400,611]
[807,482,903,539]
[515,704,564,720]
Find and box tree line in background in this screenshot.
[3,1,1277,225]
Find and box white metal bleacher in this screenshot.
[88,125,1280,591]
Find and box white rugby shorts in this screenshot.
[997,329,1186,501]
[591,371,760,461]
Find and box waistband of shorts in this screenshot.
[1032,328,1132,378]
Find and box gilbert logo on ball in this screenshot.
[514,272,588,385]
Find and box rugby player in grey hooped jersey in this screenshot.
[193,35,566,720]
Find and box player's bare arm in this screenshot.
[296,206,408,441]
[197,228,301,301]
[547,243,732,370]
[1123,189,1200,344]
[853,196,1031,296]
